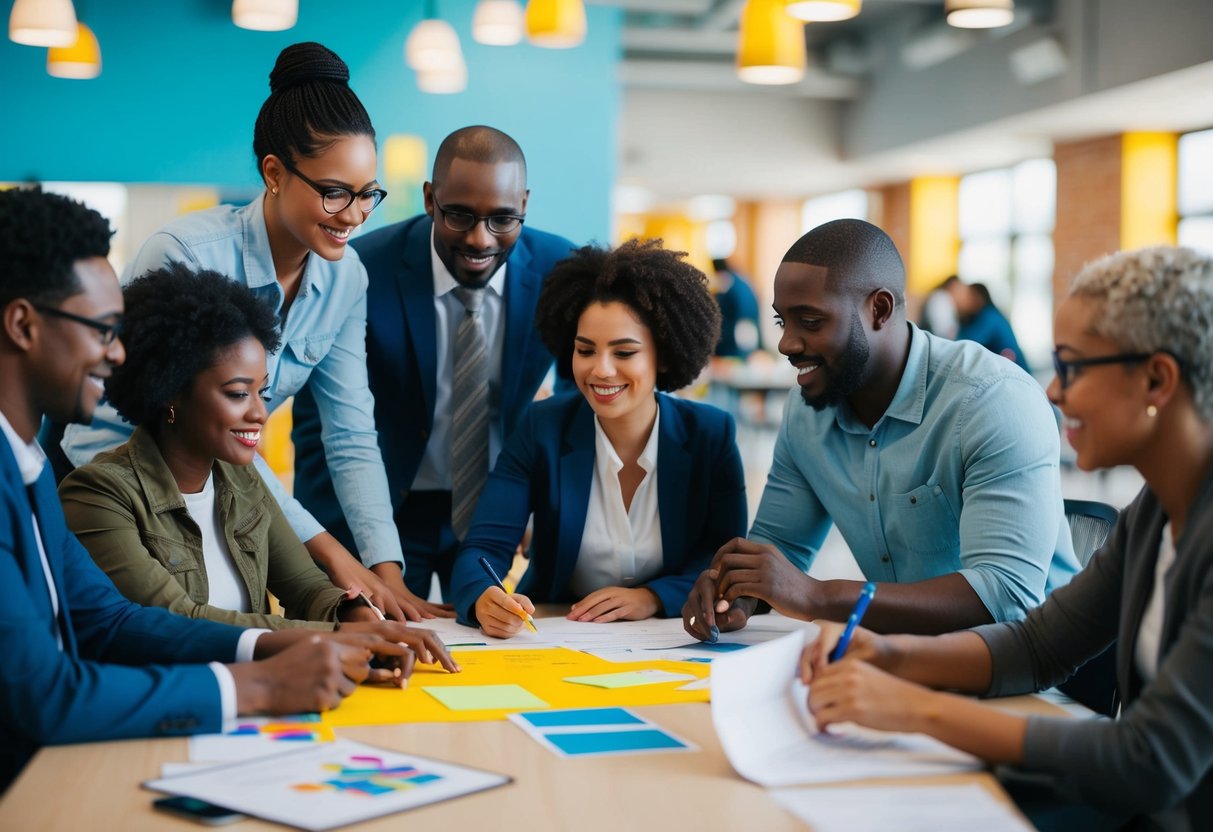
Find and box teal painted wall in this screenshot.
[0,0,620,244]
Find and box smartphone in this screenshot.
[152,796,246,826]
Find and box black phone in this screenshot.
[152,796,246,826]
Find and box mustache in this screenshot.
[786,353,825,366]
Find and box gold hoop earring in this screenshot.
[167,405,176,425]
[1146,404,1158,418]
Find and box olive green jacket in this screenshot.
[60,426,341,630]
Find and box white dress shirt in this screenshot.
[568,411,664,597]
[412,228,508,491]
[1135,521,1176,682]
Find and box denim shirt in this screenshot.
[63,194,404,568]
[749,323,1079,622]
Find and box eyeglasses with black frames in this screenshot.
[34,305,123,346]
[1052,350,1158,390]
[432,197,526,236]
[281,159,387,215]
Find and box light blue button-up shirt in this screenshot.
[63,194,404,568]
[749,324,1078,622]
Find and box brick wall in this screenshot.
[1053,135,1123,302]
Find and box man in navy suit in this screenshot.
[293,126,575,604]
[0,188,416,791]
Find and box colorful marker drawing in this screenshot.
[226,714,333,743]
[292,755,445,797]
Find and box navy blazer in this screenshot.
[291,215,575,546]
[448,393,748,622]
[0,438,244,789]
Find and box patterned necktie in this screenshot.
[450,286,489,539]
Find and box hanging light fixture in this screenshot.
[231,0,297,31]
[945,0,1015,29]
[473,0,524,46]
[47,21,101,79]
[417,62,468,94]
[525,0,586,49]
[737,0,806,85]
[785,0,861,23]
[406,18,464,71]
[9,0,77,47]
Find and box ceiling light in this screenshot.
[525,0,586,49]
[47,21,100,79]
[737,0,806,86]
[9,0,77,47]
[231,0,298,32]
[417,61,468,94]
[785,0,861,24]
[945,0,1015,30]
[406,18,464,72]
[473,0,524,46]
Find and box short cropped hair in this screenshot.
[783,218,905,309]
[0,186,112,307]
[1067,246,1213,420]
[534,239,721,391]
[431,125,526,187]
[106,263,282,428]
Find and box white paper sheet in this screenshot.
[145,740,510,832]
[769,783,1034,832]
[711,631,981,787]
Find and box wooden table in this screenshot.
[0,613,1066,831]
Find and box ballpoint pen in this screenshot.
[478,556,538,633]
[356,589,386,621]
[829,582,876,662]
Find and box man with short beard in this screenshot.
[684,219,1078,639]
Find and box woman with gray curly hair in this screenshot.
[797,245,1213,830]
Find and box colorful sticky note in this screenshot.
[545,729,689,756]
[516,708,645,728]
[563,670,696,689]
[423,684,548,712]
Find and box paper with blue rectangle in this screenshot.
[508,707,697,758]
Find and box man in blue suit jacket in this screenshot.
[0,188,410,791]
[293,127,574,603]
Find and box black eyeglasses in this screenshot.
[34,305,123,346]
[432,197,525,235]
[1052,350,1154,390]
[281,159,387,215]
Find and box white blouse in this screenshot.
[1134,521,1176,682]
[182,475,252,614]
[568,411,664,597]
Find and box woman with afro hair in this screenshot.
[448,239,748,636]
[57,264,450,660]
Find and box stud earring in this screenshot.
[1146,404,1158,418]
[271,187,278,195]
[167,405,176,425]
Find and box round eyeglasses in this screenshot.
[432,197,525,235]
[282,159,387,215]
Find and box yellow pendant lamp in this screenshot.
[785,0,861,23]
[9,0,77,47]
[525,0,586,49]
[945,0,1015,29]
[737,0,806,85]
[47,21,101,79]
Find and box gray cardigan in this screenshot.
[975,471,1213,831]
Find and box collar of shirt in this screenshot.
[834,322,929,435]
[592,405,661,476]
[241,193,325,305]
[429,226,507,300]
[0,410,48,486]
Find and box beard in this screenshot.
[799,309,871,411]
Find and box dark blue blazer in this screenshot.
[291,215,575,546]
[0,437,244,789]
[448,393,748,622]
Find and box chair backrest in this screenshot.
[1063,498,1119,567]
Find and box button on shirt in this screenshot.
[569,411,664,597]
[748,324,1079,622]
[412,229,507,491]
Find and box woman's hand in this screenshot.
[569,586,660,622]
[807,658,935,734]
[474,586,536,638]
[800,620,891,684]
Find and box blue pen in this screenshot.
[828,582,877,662]
[478,556,538,633]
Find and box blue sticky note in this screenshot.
[692,641,748,653]
[519,708,644,728]
[546,729,688,756]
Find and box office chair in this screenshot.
[1058,498,1120,716]
[1063,498,1120,567]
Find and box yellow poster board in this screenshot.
[323,648,709,727]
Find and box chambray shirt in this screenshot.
[749,324,1078,622]
[62,194,404,568]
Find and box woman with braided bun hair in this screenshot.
[63,42,449,622]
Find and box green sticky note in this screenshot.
[564,670,697,689]
[424,684,549,711]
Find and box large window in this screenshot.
[1178,128,1213,256]
[801,189,870,232]
[956,159,1055,371]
